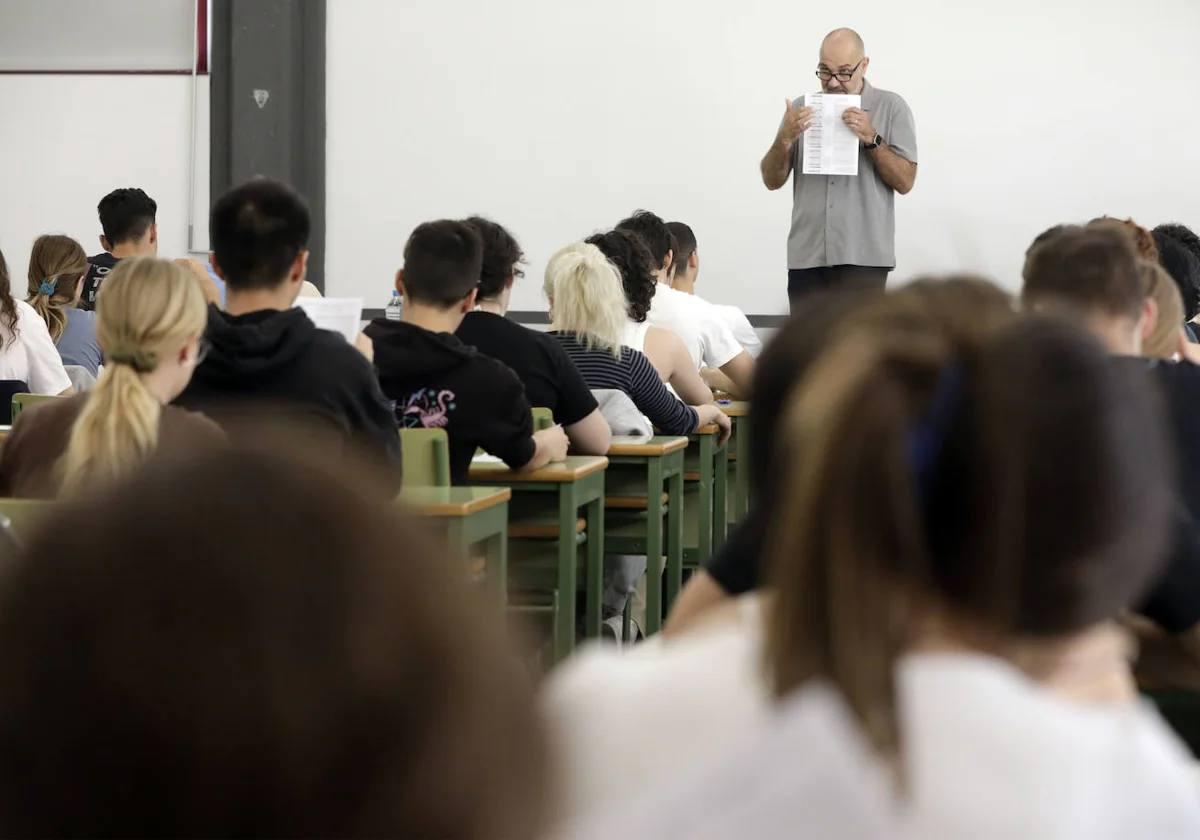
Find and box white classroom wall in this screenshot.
[326,0,1200,315]
[0,76,209,284]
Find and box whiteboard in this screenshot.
[326,0,1200,315]
[0,0,197,71]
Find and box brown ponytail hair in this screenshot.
[57,258,207,495]
[26,235,89,342]
[0,249,19,350]
[765,279,1173,759]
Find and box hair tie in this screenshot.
[38,278,56,296]
[107,349,158,374]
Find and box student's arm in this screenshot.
[521,425,570,471]
[337,351,402,490]
[667,514,766,636]
[701,367,738,396]
[174,258,222,306]
[664,570,732,638]
[657,329,716,405]
[717,350,755,399]
[624,351,699,436]
[694,403,732,445]
[564,408,611,455]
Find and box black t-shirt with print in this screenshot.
[80,252,119,311]
[456,311,597,427]
[366,319,537,484]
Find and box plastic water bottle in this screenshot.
[385,289,403,321]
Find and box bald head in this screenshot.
[822,28,865,58]
[818,28,868,94]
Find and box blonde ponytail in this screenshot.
[26,235,88,342]
[544,242,627,357]
[58,258,207,495]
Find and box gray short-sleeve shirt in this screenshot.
[787,80,917,270]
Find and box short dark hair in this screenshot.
[666,221,697,272]
[0,445,548,838]
[1022,225,1145,320]
[585,229,656,323]
[402,220,483,307]
[210,179,311,290]
[98,188,157,246]
[464,216,523,300]
[616,210,674,270]
[1152,228,1200,321]
[1155,223,1200,266]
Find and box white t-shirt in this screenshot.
[712,302,763,357]
[0,300,72,395]
[544,598,1200,838]
[646,283,744,370]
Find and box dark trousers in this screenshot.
[787,265,890,312]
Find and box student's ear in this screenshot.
[461,287,479,314]
[148,223,158,245]
[1140,296,1159,342]
[291,249,310,284]
[100,235,111,253]
[664,249,674,276]
[395,270,406,297]
[208,252,227,280]
[689,250,700,270]
[505,273,516,291]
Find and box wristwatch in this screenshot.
[864,133,883,150]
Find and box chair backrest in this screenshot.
[0,498,52,541]
[0,381,29,425]
[11,393,63,422]
[399,428,451,487]
[531,407,554,432]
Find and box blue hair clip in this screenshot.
[38,278,56,296]
[908,362,965,503]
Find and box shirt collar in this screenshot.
[859,78,878,109]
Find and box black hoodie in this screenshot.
[176,306,401,482]
[366,319,535,484]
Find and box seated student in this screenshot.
[175,179,400,481]
[584,228,714,405]
[1022,225,1200,660]
[616,210,754,397]
[366,220,569,484]
[1142,259,1191,360]
[25,235,103,377]
[0,446,548,839]
[0,248,72,396]
[1152,224,1200,338]
[79,187,159,310]
[455,216,610,455]
[545,286,1200,836]
[543,242,730,440]
[0,258,222,498]
[667,220,763,358]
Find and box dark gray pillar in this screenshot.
[210,0,327,290]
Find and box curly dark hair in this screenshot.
[1152,228,1200,321]
[1155,223,1200,265]
[586,229,657,323]
[464,216,524,300]
[616,210,675,271]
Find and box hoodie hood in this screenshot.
[198,306,318,385]
[365,319,476,385]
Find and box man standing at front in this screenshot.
[761,28,917,308]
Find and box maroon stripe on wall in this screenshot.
[196,0,208,74]
[0,69,196,75]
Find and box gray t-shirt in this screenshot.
[56,307,103,376]
[787,80,918,270]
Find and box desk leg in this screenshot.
[488,505,508,607]
[584,491,604,639]
[698,435,714,563]
[554,489,578,662]
[713,444,729,550]
[736,416,751,517]
[666,467,684,612]
[644,457,665,636]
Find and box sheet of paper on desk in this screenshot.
[802,92,861,177]
[295,297,363,343]
[472,453,504,464]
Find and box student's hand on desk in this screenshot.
[695,404,732,445]
[534,424,570,463]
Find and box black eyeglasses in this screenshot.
[815,59,863,82]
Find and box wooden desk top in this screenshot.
[607,435,689,457]
[468,455,608,483]
[719,401,750,417]
[398,485,511,517]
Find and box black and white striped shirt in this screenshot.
[549,331,698,435]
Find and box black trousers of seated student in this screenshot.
[787,266,889,313]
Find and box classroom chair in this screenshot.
[532,406,554,432]
[399,428,451,487]
[0,381,28,425]
[11,393,63,423]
